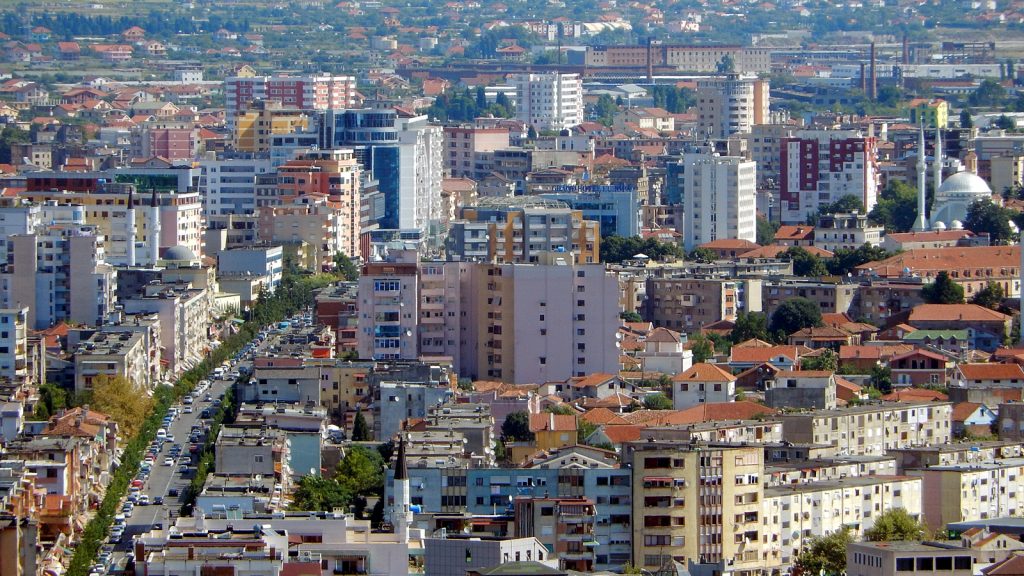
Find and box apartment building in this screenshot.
[197,156,272,216]
[0,308,28,386]
[696,75,770,139]
[763,476,923,569]
[909,459,1024,529]
[446,196,600,264]
[778,402,954,456]
[579,45,771,74]
[257,193,353,271]
[625,442,764,574]
[513,497,597,571]
[678,147,757,251]
[444,125,510,178]
[224,74,356,130]
[855,245,1021,300]
[813,212,884,252]
[356,257,420,361]
[512,73,583,131]
[539,187,639,239]
[121,281,209,375]
[762,278,857,318]
[232,100,308,152]
[0,226,117,330]
[72,330,149,394]
[779,130,879,224]
[764,370,838,410]
[643,276,739,334]
[851,279,926,326]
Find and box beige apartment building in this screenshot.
[778,402,953,456]
[625,442,764,575]
[73,330,150,394]
[908,458,1024,529]
[643,276,739,334]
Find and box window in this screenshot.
[895,558,914,572]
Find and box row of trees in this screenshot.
[424,88,514,123]
[601,234,686,263]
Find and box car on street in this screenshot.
[184,406,193,413]
[168,488,179,497]
[178,464,189,474]
[163,457,174,466]
[154,496,164,505]
[138,494,150,505]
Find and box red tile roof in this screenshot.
[909,304,1010,323]
[951,401,984,422]
[881,388,949,402]
[529,413,577,432]
[958,363,1024,381]
[673,363,736,383]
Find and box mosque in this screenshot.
[913,125,994,232]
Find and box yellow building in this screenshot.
[908,98,949,129]
[627,441,764,575]
[233,100,309,152]
[530,412,578,451]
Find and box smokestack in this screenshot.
[860,62,867,93]
[646,37,654,83]
[902,33,909,65]
[869,42,877,100]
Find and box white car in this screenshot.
[184,406,193,413]
[163,457,174,466]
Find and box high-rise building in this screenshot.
[696,75,770,139]
[232,100,309,153]
[224,74,356,131]
[512,73,584,131]
[443,125,510,178]
[679,147,757,251]
[0,307,28,385]
[197,156,273,217]
[0,225,117,329]
[445,196,600,264]
[779,130,880,224]
[356,252,420,361]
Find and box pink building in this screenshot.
[779,130,879,223]
[224,74,357,129]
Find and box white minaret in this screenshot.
[933,127,943,194]
[912,123,930,232]
[126,188,136,267]
[391,436,412,542]
[149,189,161,265]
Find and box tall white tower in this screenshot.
[149,189,161,265]
[390,436,412,542]
[126,188,136,267]
[912,123,930,232]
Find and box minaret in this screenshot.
[149,189,161,265]
[933,127,943,193]
[391,436,412,542]
[912,123,930,232]
[126,188,136,267]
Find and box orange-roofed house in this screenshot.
[698,238,759,259]
[787,325,859,350]
[900,304,1011,352]
[671,400,778,424]
[955,363,1024,389]
[881,387,949,402]
[729,345,806,371]
[581,407,630,426]
[773,224,815,246]
[635,326,693,376]
[856,245,1020,302]
[765,370,837,410]
[529,412,578,451]
[890,349,955,388]
[834,376,865,404]
[671,363,736,408]
[951,401,997,437]
[838,344,914,372]
[584,424,643,447]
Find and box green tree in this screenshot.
[794,528,853,576]
[708,332,732,357]
[819,194,866,215]
[716,54,736,74]
[291,475,349,511]
[966,199,1021,245]
[334,251,359,281]
[601,235,685,263]
[620,311,643,323]
[501,411,534,441]
[593,94,618,126]
[577,419,598,444]
[527,125,538,139]
[351,408,371,441]
[996,115,1017,131]
[868,180,918,232]
[643,393,673,410]
[688,247,716,263]
[689,333,714,362]
[785,246,828,277]
[961,109,974,128]
[970,281,1005,310]
[863,508,926,541]
[731,311,770,343]
[757,216,779,245]
[922,271,965,304]
[826,244,894,276]
[969,79,1007,107]
[870,364,894,394]
[801,349,838,372]
[769,297,824,336]
[0,127,30,164]
[337,446,385,497]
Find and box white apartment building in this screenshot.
[762,476,924,569]
[680,148,757,251]
[122,283,209,375]
[0,307,28,385]
[697,75,769,138]
[224,74,357,130]
[0,198,41,265]
[356,254,421,361]
[909,458,1024,530]
[813,211,884,252]
[780,130,880,224]
[197,157,272,216]
[73,330,150,394]
[513,73,583,131]
[779,402,954,456]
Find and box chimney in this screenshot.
[860,62,867,93]
[869,42,877,100]
[902,33,909,65]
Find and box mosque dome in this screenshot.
[937,171,992,199]
[163,245,197,262]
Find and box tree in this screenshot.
[801,349,838,372]
[769,297,823,336]
[826,244,894,277]
[965,199,1019,246]
[593,94,618,126]
[794,528,853,576]
[351,408,371,441]
[716,54,736,74]
[996,115,1018,131]
[689,333,714,362]
[620,311,643,323]
[527,125,538,139]
[863,508,926,541]
[757,216,779,245]
[32,382,69,421]
[961,109,974,128]
[334,251,359,281]
[969,79,1007,107]
[601,235,685,264]
[819,194,866,216]
[786,246,828,277]
[868,180,918,232]
[870,364,894,394]
[336,446,385,497]
[971,281,1005,310]
[688,247,716,263]
[87,375,153,437]
[501,411,534,441]
[731,311,770,343]
[707,332,732,357]
[291,475,350,511]
[922,271,965,304]
[0,127,30,165]
[643,393,673,410]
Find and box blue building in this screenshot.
[540,185,640,238]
